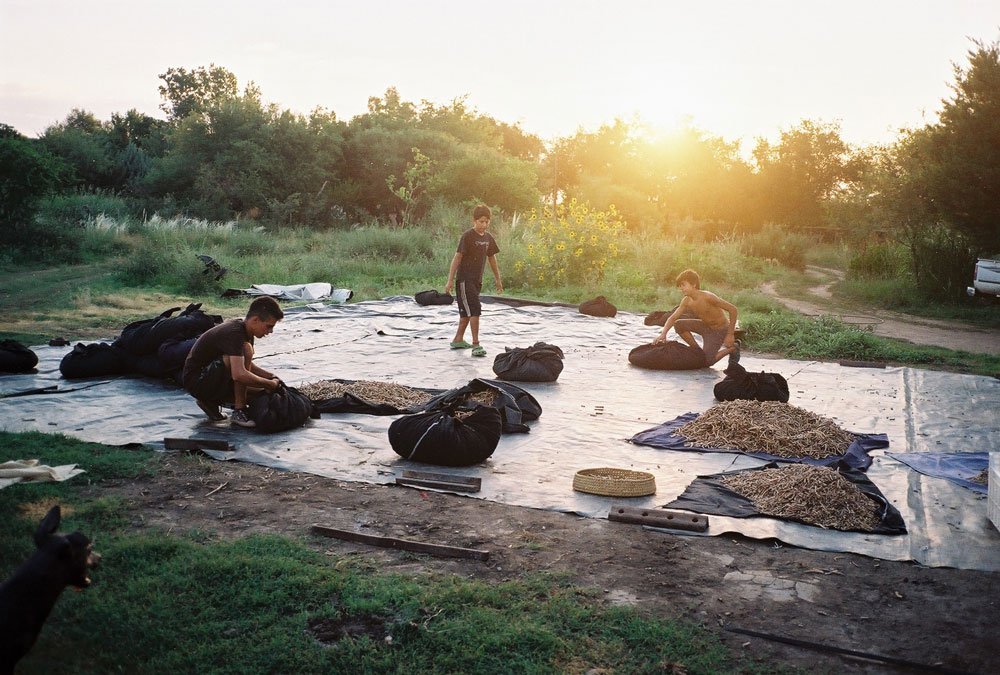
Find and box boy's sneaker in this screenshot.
[231,407,256,428]
[727,340,742,369]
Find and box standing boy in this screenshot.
[444,204,503,357]
[181,295,284,428]
[652,269,739,367]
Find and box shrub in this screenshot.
[848,241,911,280]
[339,226,435,261]
[35,191,134,227]
[513,200,625,286]
[742,223,808,271]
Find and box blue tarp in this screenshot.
[887,452,989,494]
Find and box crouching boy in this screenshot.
[181,296,284,428]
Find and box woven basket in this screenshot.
[573,467,656,497]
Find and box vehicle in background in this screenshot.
[967,258,1000,298]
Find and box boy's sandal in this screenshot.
[471,345,487,357]
[450,340,473,349]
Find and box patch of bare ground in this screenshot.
[87,452,998,675]
[762,266,1000,357]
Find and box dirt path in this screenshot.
[761,266,1000,356]
[87,453,998,674]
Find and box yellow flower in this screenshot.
[574,248,583,257]
[555,242,565,251]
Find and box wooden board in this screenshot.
[396,470,481,493]
[310,525,490,561]
[608,505,709,532]
[163,437,235,452]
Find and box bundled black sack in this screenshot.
[246,384,318,434]
[113,303,221,356]
[59,342,133,379]
[422,378,541,433]
[628,341,707,370]
[0,339,38,373]
[414,289,454,306]
[388,406,502,466]
[492,342,564,382]
[130,337,197,380]
[579,295,617,318]
[714,363,789,403]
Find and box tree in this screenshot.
[753,120,860,231]
[0,133,65,244]
[919,38,1000,253]
[158,64,243,122]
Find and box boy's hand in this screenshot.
[495,280,504,294]
[444,281,453,294]
[652,334,665,345]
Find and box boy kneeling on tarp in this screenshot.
[181,296,284,428]
[653,268,740,367]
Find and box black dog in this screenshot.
[0,505,100,674]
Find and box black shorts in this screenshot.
[184,357,234,405]
[456,279,482,318]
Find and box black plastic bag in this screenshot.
[628,342,707,370]
[713,363,789,403]
[579,295,617,317]
[0,340,38,373]
[492,342,564,382]
[246,385,318,433]
[421,378,541,434]
[388,406,502,466]
[59,343,132,379]
[113,303,221,356]
[414,289,454,306]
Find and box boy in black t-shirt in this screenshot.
[181,296,284,427]
[444,204,503,357]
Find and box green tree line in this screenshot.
[2,38,999,299]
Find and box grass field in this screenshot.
[0,433,771,674]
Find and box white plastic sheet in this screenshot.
[2,297,998,570]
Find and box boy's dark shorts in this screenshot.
[184,357,234,405]
[456,279,483,318]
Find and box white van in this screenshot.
[967,258,1000,298]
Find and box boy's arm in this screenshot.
[653,299,689,343]
[709,294,739,346]
[229,354,279,391]
[487,255,503,294]
[444,252,462,294]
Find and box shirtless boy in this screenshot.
[652,269,739,367]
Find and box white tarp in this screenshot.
[2,296,998,570]
[244,283,353,302]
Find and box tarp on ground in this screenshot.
[629,412,888,471]
[1,296,998,571]
[886,452,990,494]
[243,283,353,302]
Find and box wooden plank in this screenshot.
[608,505,709,532]
[163,437,235,452]
[397,470,481,493]
[311,525,490,561]
[396,477,482,493]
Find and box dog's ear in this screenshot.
[35,505,62,546]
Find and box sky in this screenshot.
[2,0,999,151]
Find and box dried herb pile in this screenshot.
[679,400,856,459]
[969,469,989,485]
[298,380,433,408]
[721,464,881,531]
